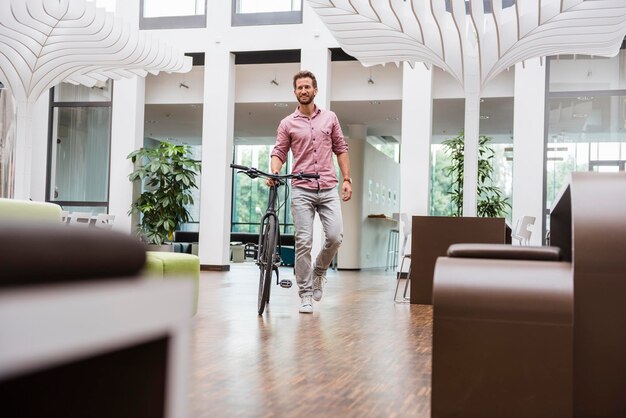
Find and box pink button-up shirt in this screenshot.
[271,106,348,190]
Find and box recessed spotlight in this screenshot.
[479,115,489,119]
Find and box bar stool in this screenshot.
[385,228,399,271]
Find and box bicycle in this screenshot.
[230,163,319,315]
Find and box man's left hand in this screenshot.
[341,181,352,202]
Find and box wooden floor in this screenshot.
[189,264,432,418]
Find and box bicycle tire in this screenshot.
[257,216,276,315]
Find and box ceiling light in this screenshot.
[274,103,288,107]
[480,115,489,119]
[577,96,594,101]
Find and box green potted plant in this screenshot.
[127,141,201,247]
[442,131,510,217]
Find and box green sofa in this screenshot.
[0,198,62,221]
[144,251,200,315]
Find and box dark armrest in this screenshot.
[447,243,561,261]
[0,222,146,287]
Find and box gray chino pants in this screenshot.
[290,186,343,297]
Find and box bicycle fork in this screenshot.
[258,211,292,289]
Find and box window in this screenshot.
[430,97,513,220]
[231,144,294,234]
[140,0,206,29]
[545,52,626,210]
[0,87,16,198]
[232,0,303,26]
[545,94,626,208]
[47,81,113,214]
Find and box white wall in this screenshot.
[360,143,401,269]
[145,67,204,104]
[331,62,403,101]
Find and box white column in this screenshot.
[110,77,146,233]
[463,70,481,217]
[301,47,332,261]
[300,48,331,109]
[13,100,34,200]
[400,63,433,219]
[30,91,50,202]
[339,124,365,269]
[513,58,546,245]
[197,50,236,268]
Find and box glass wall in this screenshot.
[430,97,514,220]
[47,82,112,214]
[546,52,626,214]
[231,144,294,234]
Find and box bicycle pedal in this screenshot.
[279,279,292,288]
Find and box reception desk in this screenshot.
[409,216,507,305]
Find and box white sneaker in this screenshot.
[312,274,327,301]
[299,295,313,314]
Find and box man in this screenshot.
[269,70,352,314]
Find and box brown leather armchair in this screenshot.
[431,172,626,418]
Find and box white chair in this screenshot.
[94,213,115,229]
[394,213,412,303]
[68,212,92,227]
[512,216,536,246]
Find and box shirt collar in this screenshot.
[293,105,321,119]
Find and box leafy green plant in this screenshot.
[442,131,510,217]
[127,142,201,245]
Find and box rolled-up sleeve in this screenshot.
[271,121,290,163]
[331,114,348,155]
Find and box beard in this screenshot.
[297,93,315,105]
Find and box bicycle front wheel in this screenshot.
[258,216,276,315]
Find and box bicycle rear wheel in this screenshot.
[257,216,276,315]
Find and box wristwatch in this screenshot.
[343,177,352,184]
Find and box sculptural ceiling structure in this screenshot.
[0,0,192,199]
[308,0,626,215]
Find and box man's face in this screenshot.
[294,77,317,105]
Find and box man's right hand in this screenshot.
[266,173,279,187]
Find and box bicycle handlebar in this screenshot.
[230,163,320,182]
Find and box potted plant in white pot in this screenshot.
[127,141,201,249]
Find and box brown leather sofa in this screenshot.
[431,172,626,418]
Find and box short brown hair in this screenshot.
[293,70,317,89]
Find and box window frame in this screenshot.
[46,85,114,213]
[139,0,207,30]
[231,0,303,27]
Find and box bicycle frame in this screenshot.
[257,183,281,282]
